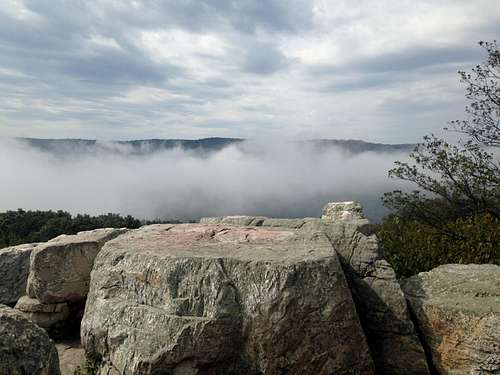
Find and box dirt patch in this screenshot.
[56,339,85,375]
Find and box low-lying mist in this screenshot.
[0,139,410,222]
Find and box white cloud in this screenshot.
[0,0,39,21]
[0,0,498,141]
[0,138,410,220]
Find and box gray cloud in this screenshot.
[352,45,481,74]
[310,45,482,76]
[0,0,499,141]
[309,45,482,93]
[242,42,290,75]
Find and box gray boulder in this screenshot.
[0,304,60,375]
[286,218,429,375]
[81,224,375,375]
[0,243,39,305]
[27,228,128,304]
[402,264,500,375]
[199,212,430,375]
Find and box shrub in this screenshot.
[377,213,500,278]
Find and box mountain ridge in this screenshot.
[15,137,415,156]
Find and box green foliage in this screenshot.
[381,41,500,277]
[0,209,142,248]
[451,40,500,147]
[377,213,500,278]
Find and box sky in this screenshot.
[0,0,499,142]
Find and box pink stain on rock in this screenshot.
[147,224,295,246]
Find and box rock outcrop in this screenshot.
[0,304,60,375]
[402,264,500,375]
[5,201,497,375]
[0,243,39,305]
[200,206,430,375]
[302,218,430,375]
[81,224,375,375]
[27,228,128,304]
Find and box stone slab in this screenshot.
[402,264,500,375]
[81,224,375,375]
[27,228,128,303]
[0,243,39,305]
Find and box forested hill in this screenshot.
[16,137,414,156]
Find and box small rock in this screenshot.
[16,296,68,313]
[15,296,70,329]
[19,308,71,329]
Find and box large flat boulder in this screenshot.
[301,218,429,374]
[199,214,430,375]
[0,243,39,305]
[0,304,60,375]
[81,224,374,375]
[402,264,500,375]
[27,228,128,304]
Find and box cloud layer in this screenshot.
[0,0,499,141]
[0,139,409,221]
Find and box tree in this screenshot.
[379,41,500,276]
[383,40,500,230]
[451,41,500,147]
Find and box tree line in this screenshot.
[0,209,185,249]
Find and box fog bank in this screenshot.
[0,139,410,221]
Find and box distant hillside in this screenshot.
[307,139,414,154]
[18,137,243,157]
[17,137,415,156]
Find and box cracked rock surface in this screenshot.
[0,304,60,375]
[302,218,430,375]
[200,215,430,375]
[81,224,374,375]
[27,228,128,304]
[0,243,39,305]
[402,264,500,375]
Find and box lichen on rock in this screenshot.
[81,224,375,375]
[0,304,60,375]
[402,264,500,375]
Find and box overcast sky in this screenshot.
[0,0,499,142]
